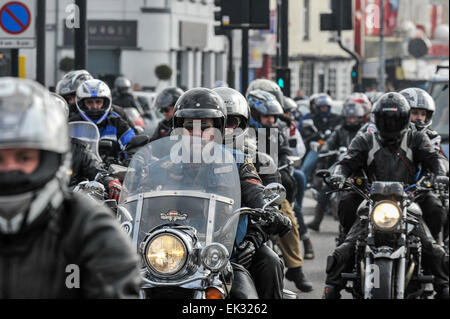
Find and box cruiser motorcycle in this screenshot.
[116,136,287,299]
[318,169,447,299]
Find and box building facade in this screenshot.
[15,0,227,91]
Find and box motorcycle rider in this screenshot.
[279,96,314,260]
[149,87,184,142]
[51,93,122,201]
[400,87,449,241]
[56,70,139,133]
[0,78,141,298]
[170,87,292,299]
[112,76,144,114]
[308,100,366,233]
[299,93,342,183]
[247,87,313,293]
[56,69,93,117]
[323,92,449,299]
[70,79,136,164]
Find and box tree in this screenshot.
[154,64,173,81]
[59,57,75,72]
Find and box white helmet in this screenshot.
[0,78,71,234]
[75,79,112,125]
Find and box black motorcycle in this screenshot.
[318,170,446,299]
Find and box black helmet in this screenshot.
[400,87,435,131]
[246,79,285,109]
[173,88,227,137]
[56,70,93,100]
[373,92,411,144]
[154,87,184,111]
[315,93,333,115]
[247,89,284,127]
[342,101,365,130]
[114,76,132,94]
[283,96,298,114]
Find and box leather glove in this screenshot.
[108,179,122,201]
[434,175,449,191]
[329,174,345,190]
[236,240,256,269]
[263,209,292,237]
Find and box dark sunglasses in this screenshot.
[226,117,241,129]
[161,106,173,113]
[182,122,214,132]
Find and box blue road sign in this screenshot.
[0,1,31,35]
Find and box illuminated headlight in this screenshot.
[145,234,187,275]
[201,243,229,272]
[371,201,401,230]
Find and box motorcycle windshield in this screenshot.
[119,136,241,255]
[68,121,102,162]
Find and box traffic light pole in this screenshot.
[337,29,361,92]
[36,0,46,85]
[241,29,249,95]
[226,31,235,89]
[280,0,288,69]
[74,0,88,70]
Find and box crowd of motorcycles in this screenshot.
[68,77,448,300]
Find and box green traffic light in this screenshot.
[351,71,357,77]
[278,78,285,88]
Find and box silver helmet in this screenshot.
[0,78,71,234]
[400,87,435,130]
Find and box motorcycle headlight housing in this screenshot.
[371,201,401,231]
[145,234,187,275]
[201,243,229,272]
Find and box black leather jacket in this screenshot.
[149,118,172,142]
[333,130,447,184]
[321,124,360,154]
[70,138,105,187]
[0,192,141,298]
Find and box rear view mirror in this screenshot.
[263,183,287,209]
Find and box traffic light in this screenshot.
[320,0,353,31]
[276,68,291,97]
[351,64,360,91]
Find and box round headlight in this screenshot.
[201,243,229,272]
[145,234,187,275]
[371,201,401,230]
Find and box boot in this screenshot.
[303,238,315,260]
[322,285,341,299]
[307,205,325,232]
[285,266,313,292]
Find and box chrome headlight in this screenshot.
[201,243,229,272]
[144,234,187,275]
[371,201,401,230]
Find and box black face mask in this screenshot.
[0,152,60,196]
[0,170,35,196]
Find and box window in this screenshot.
[303,0,310,40]
[327,67,337,98]
[299,62,313,96]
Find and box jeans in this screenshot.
[300,150,319,182]
[293,169,308,238]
